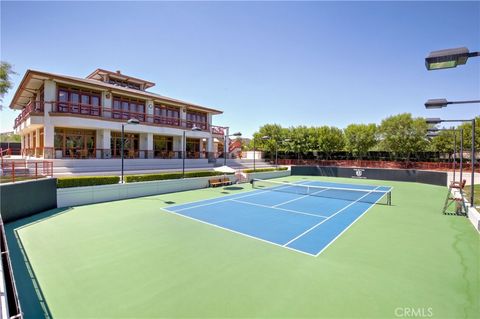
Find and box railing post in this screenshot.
[35,162,38,179]
[12,162,15,183]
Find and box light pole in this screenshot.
[183,125,202,178]
[224,132,242,166]
[427,127,464,183]
[252,135,271,172]
[426,118,475,205]
[121,118,140,183]
[425,99,480,109]
[425,47,479,70]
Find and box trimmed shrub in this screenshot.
[57,176,120,188]
[243,167,288,173]
[125,170,230,183]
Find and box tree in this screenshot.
[282,126,311,159]
[250,124,285,159]
[314,126,345,159]
[0,62,16,110]
[458,116,480,151]
[429,130,456,154]
[344,123,377,159]
[378,113,428,160]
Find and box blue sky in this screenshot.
[1,1,479,137]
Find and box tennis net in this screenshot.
[252,179,392,205]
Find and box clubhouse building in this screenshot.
[10,69,227,160]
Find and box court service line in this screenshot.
[272,187,330,208]
[229,199,328,219]
[172,180,312,212]
[314,187,389,257]
[282,186,381,247]
[161,208,317,257]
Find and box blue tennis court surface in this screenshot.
[163,180,392,256]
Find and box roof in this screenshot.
[86,68,156,89]
[9,69,223,114]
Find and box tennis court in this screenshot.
[164,180,392,256]
[6,176,479,318]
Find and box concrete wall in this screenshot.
[57,175,236,207]
[245,169,291,182]
[291,166,447,187]
[57,169,291,207]
[0,178,57,223]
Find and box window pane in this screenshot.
[91,96,99,106]
[81,95,89,104]
[58,90,68,102]
[71,93,79,103]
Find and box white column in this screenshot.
[102,91,112,119]
[180,106,187,126]
[139,133,153,159]
[95,129,111,159]
[43,80,56,158]
[146,100,154,123]
[35,128,41,157]
[173,135,183,159]
[43,125,55,159]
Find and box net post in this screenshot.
[388,191,392,206]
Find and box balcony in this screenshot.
[14,101,44,129]
[15,101,226,135]
[49,101,225,134]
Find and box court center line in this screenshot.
[228,199,328,219]
[161,208,316,257]
[282,186,381,247]
[272,187,330,208]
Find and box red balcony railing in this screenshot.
[17,101,226,135]
[14,101,44,129]
[52,101,102,116]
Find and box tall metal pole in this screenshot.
[182,130,186,178]
[453,130,457,183]
[224,134,227,166]
[275,142,278,169]
[253,138,256,172]
[121,124,125,183]
[460,129,463,185]
[470,119,476,205]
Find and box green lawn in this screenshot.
[464,184,480,207]
[6,176,479,318]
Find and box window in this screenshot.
[154,104,180,126]
[186,110,207,129]
[112,96,146,121]
[56,87,101,115]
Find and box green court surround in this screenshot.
[6,176,480,318]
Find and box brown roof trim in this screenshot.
[9,69,223,114]
[86,68,156,88]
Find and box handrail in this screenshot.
[13,101,44,129]
[0,216,23,318]
[14,100,225,134]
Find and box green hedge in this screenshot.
[125,170,230,183]
[243,167,288,173]
[57,176,120,188]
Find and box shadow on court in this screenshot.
[4,207,72,319]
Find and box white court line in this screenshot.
[283,186,381,247]
[314,187,388,257]
[161,208,316,257]
[173,180,312,212]
[272,187,330,208]
[229,199,328,219]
